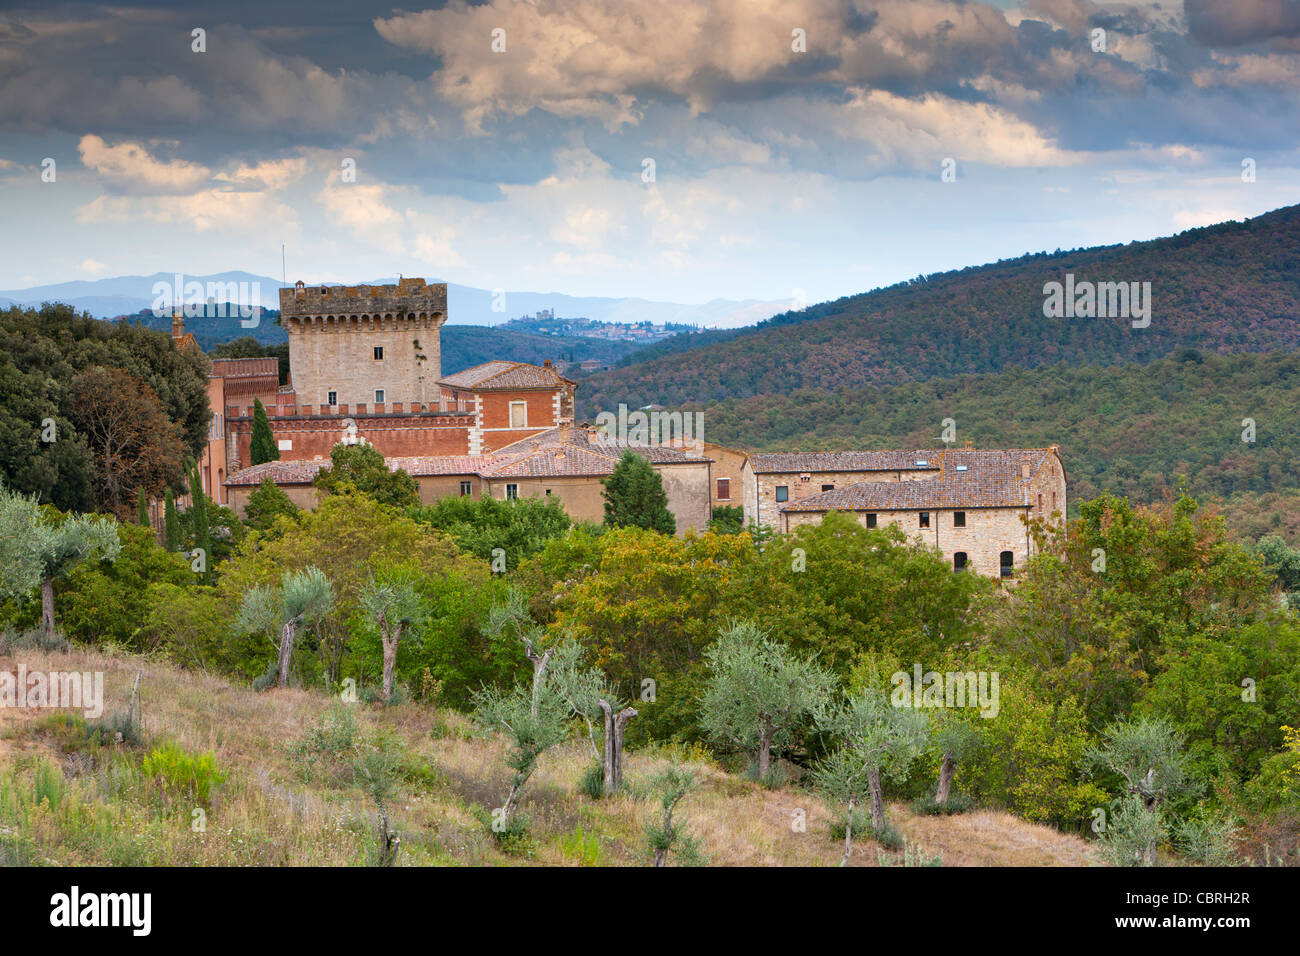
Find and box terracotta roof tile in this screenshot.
[750,450,942,473]
[438,361,572,390]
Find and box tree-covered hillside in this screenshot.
[580,203,1300,416]
[697,350,1300,514]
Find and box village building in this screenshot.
[224,424,712,534]
[207,276,1066,558]
[761,446,1067,578]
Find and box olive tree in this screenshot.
[236,567,334,689]
[814,687,930,846]
[0,485,123,638]
[358,567,426,702]
[1086,717,1196,865]
[700,620,835,782]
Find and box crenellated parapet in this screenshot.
[278,278,448,331]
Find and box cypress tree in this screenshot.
[137,487,150,527]
[249,397,279,465]
[188,461,212,579]
[601,450,677,534]
[163,488,181,550]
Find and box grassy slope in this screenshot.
[0,647,1096,867]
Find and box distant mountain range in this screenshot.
[0,272,789,330]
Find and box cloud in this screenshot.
[77,257,107,276]
[78,135,211,194]
[1185,0,1300,47]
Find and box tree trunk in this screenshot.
[935,749,957,805]
[758,723,773,781]
[276,617,298,688]
[840,798,854,867]
[41,577,55,637]
[653,847,668,867]
[867,766,885,833]
[599,700,638,793]
[381,624,399,703]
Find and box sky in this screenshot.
[1,0,1298,306]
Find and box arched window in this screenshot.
[953,552,968,572]
[1000,551,1014,578]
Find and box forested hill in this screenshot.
[578,203,1300,416]
[700,349,1300,524]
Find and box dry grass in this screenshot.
[0,646,1098,867]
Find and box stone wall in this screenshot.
[279,279,448,410]
[783,505,1035,578]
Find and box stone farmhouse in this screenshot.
[745,447,1067,577]
[197,276,1066,575]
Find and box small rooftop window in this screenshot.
[915,459,928,466]
[955,464,968,472]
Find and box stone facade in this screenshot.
[772,447,1068,579]
[279,278,448,411]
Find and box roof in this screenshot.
[782,477,1031,512]
[438,361,574,390]
[499,425,713,465]
[779,448,1060,513]
[224,460,328,486]
[749,451,942,474]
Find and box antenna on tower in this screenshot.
[281,243,286,289]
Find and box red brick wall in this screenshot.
[479,389,557,430]
[226,410,473,469]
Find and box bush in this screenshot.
[289,704,360,781]
[141,741,227,805]
[912,793,975,816]
[0,628,70,654]
[579,763,605,800]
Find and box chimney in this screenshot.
[171,310,184,342]
[543,358,552,368]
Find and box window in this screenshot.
[953,552,968,571]
[374,389,385,404]
[775,485,789,502]
[277,439,292,451]
[821,484,835,492]
[915,459,929,466]
[865,513,877,528]
[459,481,472,496]
[506,483,519,500]
[953,511,966,528]
[509,401,527,429]
[327,390,337,406]
[955,464,968,472]
[919,512,930,529]
[1000,551,1015,578]
[373,346,384,360]
[717,478,731,500]
[1052,492,1058,511]
[1037,493,1043,510]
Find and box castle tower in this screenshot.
[278,278,448,411]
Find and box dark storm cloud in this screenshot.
[1185,0,1300,47]
[0,0,1298,196]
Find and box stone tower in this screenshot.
[278,278,449,411]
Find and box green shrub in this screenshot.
[912,793,975,816]
[0,628,70,654]
[578,763,605,800]
[32,759,65,809]
[141,741,227,805]
[559,826,603,865]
